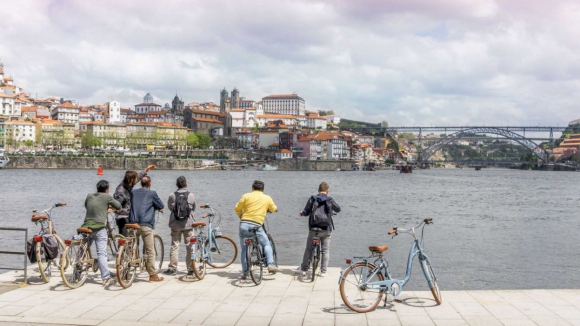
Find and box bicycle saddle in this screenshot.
[192,221,207,228]
[125,223,141,229]
[369,246,388,253]
[31,215,48,222]
[310,227,323,232]
[77,228,93,234]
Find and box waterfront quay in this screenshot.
[1,263,579,326]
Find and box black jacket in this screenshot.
[113,170,147,216]
[300,193,341,231]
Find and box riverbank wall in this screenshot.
[4,154,354,171]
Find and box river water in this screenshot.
[0,168,578,291]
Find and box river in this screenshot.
[0,168,578,291]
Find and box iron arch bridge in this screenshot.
[421,127,547,163]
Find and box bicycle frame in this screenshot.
[33,205,67,249]
[339,224,436,297]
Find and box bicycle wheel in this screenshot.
[247,243,263,285]
[267,234,278,266]
[191,241,206,280]
[107,234,124,262]
[153,234,164,274]
[36,241,52,283]
[311,245,320,282]
[339,262,385,313]
[60,242,89,289]
[206,235,238,268]
[116,244,137,289]
[422,258,442,305]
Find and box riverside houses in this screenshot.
[297,132,349,160]
[4,120,36,149]
[51,102,80,129]
[86,122,127,149]
[36,119,76,149]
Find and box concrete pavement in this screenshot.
[0,263,579,326]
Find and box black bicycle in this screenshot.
[306,227,323,282]
[244,219,278,285]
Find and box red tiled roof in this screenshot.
[193,117,223,124]
[59,102,78,108]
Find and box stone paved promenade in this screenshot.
[0,263,579,326]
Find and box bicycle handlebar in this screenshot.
[390,218,434,236]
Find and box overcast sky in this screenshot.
[1,0,579,126]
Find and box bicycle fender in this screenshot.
[337,260,373,285]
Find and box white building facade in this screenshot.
[262,94,305,116]
[106,100,121,124]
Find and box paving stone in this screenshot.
[203,311,243,325]
[140,308,183,323]
[235,315,271,326]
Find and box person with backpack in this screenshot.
[81,180,122,287]
[164,176,196,276]
[298,181,341,277]
[113,165,156,236]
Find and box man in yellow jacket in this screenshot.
[235,180,278,279]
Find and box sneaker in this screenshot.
[149,274,165,282]
[267,264,279,274]
[163,268,176,275]
[187,270,194,277]
[320,272,327,277]
[241,274,249,280]
[102,278,113,287]
[300,270,306,277]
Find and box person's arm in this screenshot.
[329,198,341,213]
[234,195,245,218]
[188,193,196,213]
[109,196,122,210]
[152,191,164,210]
[84,195,89,209]
[167,192,175,213]
[268,198,278,213]
[300,196,314,216]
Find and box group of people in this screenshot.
[80,165,341,287]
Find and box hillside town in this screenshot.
[1,57,579,167]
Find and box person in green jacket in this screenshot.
[81,180,122,286]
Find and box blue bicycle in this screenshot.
[338,218,441,313]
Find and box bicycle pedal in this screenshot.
[394,299,402,303]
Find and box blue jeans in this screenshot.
[89,228,109,281]
[239,222,273,275]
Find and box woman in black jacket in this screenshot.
[113,165,156,235]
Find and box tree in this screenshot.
[195,133,211,148]
[398,132,415,139]
[186,133,199,148]
[380,120,389,128]
[81,133,102,149]
[24,140,34,148]
[252,123,260,133]
[318,110,335,116]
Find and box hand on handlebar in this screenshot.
[157,209,164,214]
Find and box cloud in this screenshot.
[1,0,579,126]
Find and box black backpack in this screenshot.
[310,196,333,228]
[173,191,191,221]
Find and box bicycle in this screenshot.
[106,212,126,262]
[199,204,238,268]
[244,217,278,285]
[59,228,100,289]
[188,204,238,280]
[338,218,441,313]
[30,202,68,283]
[305,227,323,282]
[115,214,164,288]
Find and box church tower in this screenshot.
[172,94,184,113]
[230,87,240,109]
[220,88,229,113]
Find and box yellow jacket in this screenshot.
[235,190,277,225]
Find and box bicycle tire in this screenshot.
[107,234,124,262]
[267,234,278,267]
[339,262,385,313]
[116,245,137,289]
[206,235,238,268]
[36,241,52,283]
[311,245,320,282]
[60,241,89,289]
[191,241,206,280]
[153,234,164,274]
[247,243,263,285]
[423,258,442,305]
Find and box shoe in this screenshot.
[187,270,194,277]
[241,274,249,280]
[300,270,306,277]
[163,268,176,275]
[267,264,279,274]
[149,274,164,282]
[320,272,327,277]
[102,278,113,287]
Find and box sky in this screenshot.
[1,0,579,126]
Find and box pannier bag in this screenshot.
[27,238,37,263]
[42,234,60,260]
